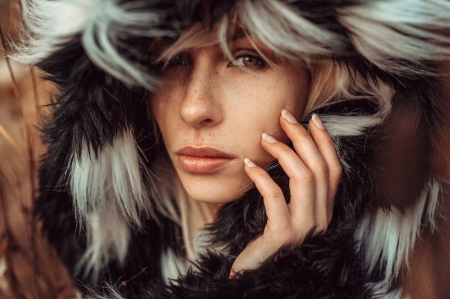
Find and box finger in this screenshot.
[260,133,316,226]
[243,158,291,229]
[278,110,329,228]
[309,113,342,221]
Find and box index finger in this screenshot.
[243,158,291,229]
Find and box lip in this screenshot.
[175,146,235,174]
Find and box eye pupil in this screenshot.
[170,55,184,65]
[243,56,258,67]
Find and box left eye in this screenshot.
[231,55,265,68]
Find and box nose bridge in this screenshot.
[188,53,212,99]
[180,50,221,129]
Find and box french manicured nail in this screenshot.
[311,113,325,130]
[244,158,256,167]
[262,133,277,143]
[281,109,298,124]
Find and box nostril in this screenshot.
[200,119,214,126]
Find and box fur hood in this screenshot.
[12,0,450,298]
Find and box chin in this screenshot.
[181,175,253,204]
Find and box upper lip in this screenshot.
[175,146,235,159]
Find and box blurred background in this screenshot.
[0,0,75,298]
[0,0,449,298]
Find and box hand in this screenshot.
[230,110,342,276]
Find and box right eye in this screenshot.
[165,53,191,69]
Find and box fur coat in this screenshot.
[12,0,450,298]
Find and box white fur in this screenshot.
[70,130,150,276]
[15,0,99,63]
[15,0,450,86]
[339,0,450,75]
[70,130,151,227]
[193,229,229,259]
[318,68,393,138]
[70,130,181,278]
[77,208,131,280]
[160,248,190,283]
[80,0,173,88]
[371,283,405,299]
[233,0,339,64]
[356,180,441,291]
[14,0,176,89]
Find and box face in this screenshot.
[151,35,309,203]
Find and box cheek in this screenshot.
[216,69,308,167]
[221,70,308,135]
[150,83,184,141]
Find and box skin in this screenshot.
[150,35,342,274]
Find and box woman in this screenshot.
[13,0,450,298]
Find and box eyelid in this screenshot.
[228,49,268,69]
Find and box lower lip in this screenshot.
[178,155,233,174]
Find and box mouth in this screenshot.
[175,146,235,174]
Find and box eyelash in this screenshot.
[160,53,191,71]
[158,51,268,73]
[228,53,267,70]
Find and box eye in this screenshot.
[229,55,267,69]
[159,53,191,72]
[168,54,188,66]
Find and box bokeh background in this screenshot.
[0,0,449,298]
[1,0,75,298]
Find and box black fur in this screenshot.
[30,0,447,298]
[153,228,372,299]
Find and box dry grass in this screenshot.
[0,1,76,298]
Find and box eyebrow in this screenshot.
[230,28,247,42]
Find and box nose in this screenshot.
[179,53,222,130]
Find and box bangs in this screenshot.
[155,0,341,71]
[155,23,220,65]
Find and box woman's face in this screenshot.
[151,36,309,203]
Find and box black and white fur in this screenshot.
[12,0,450,298]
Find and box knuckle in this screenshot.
[266,188,284,200]
[314,160,328,174]
[265,228,291,245]
[294,170,314,185]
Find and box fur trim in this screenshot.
[339,0,450,75]
[160,248,190,283]
[14,0,186,89]
[77,209,131,280]
[70,130,151,228]
[148,228,374,299]
[18,0,450,298]
[356,181,441,288]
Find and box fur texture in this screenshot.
[11,0,450,298]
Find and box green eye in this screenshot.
[231,55,266,68]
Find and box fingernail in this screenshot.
[244,158,256,167]
[281,109,298,124]
[311,113,325,130]
[262,132,277,143]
